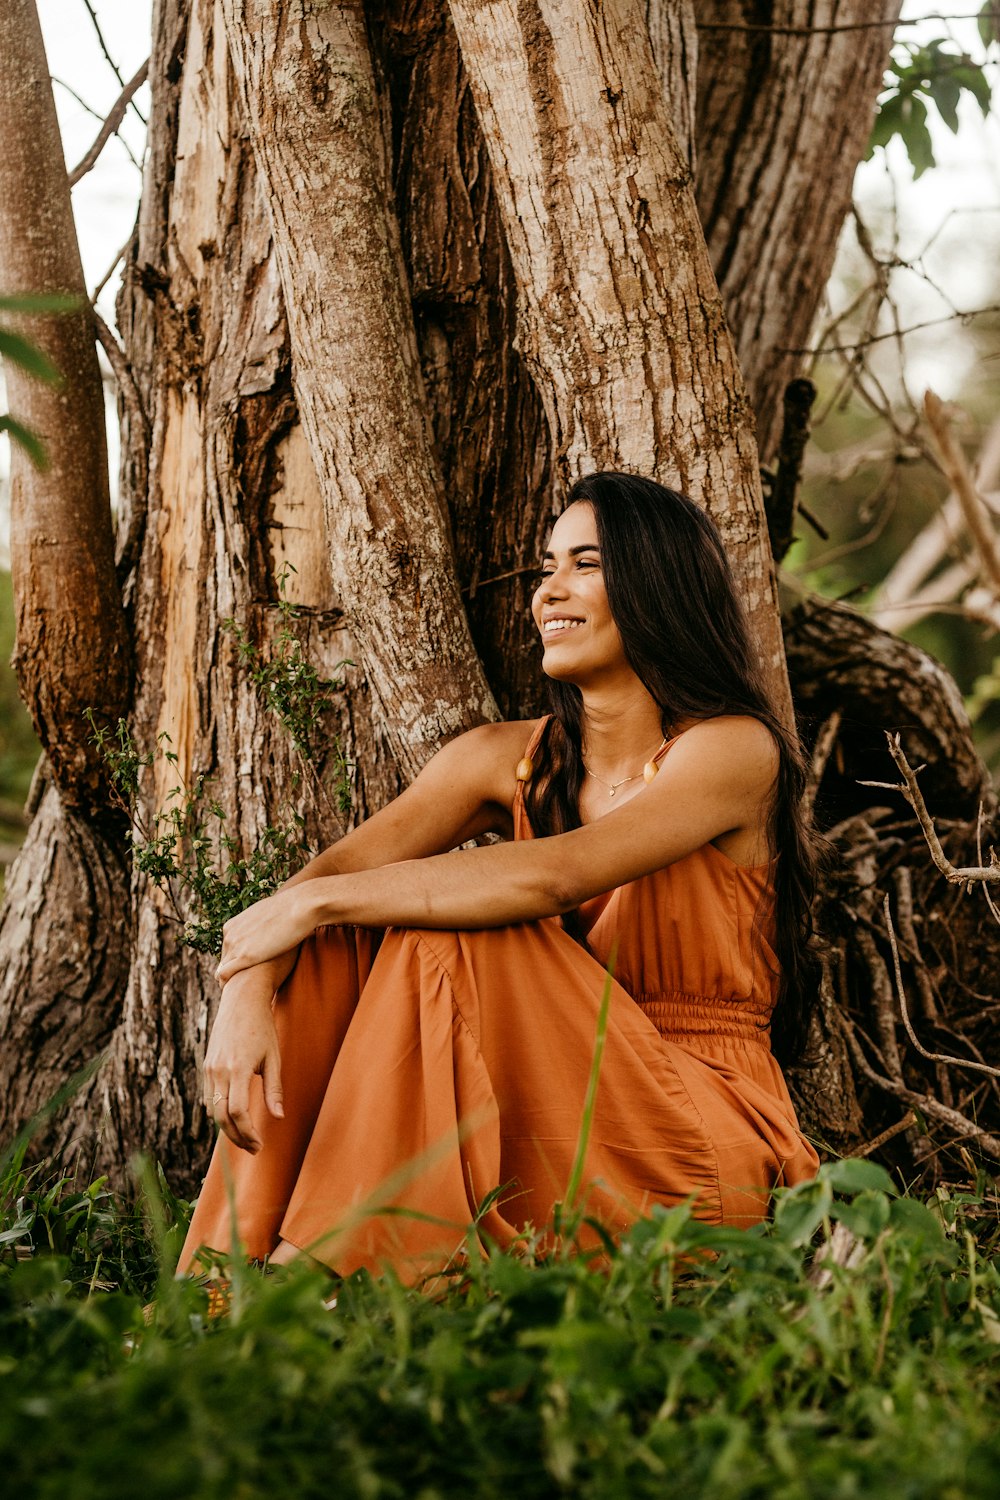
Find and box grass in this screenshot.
[1,1138,998,1500]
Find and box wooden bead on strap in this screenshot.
[642,758,659,784]
[515,754,534,783]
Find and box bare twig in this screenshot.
[977,805,1000,926]
[781,306,1000,358]
[883,893,1000,1079]
[876,734,1000,887]
[92,232,134,305]
[68,59,149,187]
[923,390,1000,598]
[848,1111,918,1160]
[839,1015,1000,1161]
[79,0,146,125]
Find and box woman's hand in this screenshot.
[204,963,288,1153]
[216,884,320,985]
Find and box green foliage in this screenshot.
[87,714,310,955]
[222,563,352,775]
[0,293,82,470]
[86,563,355,952]
[869,36,993,179]
[0,1156,998,1499]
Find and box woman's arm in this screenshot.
[216,717,778,981]
[203,720,535,1148]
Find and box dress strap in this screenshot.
[512,716,550,840]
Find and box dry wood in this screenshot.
[923,391,1000,597]
[882,893,1000,1080]
[840,1013,1000,1162]
[880,735,1000,887]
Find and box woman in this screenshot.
[179,472,819,1282]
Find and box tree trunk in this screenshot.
[448,0,791,716]
[694,1,904,461]
[0,0,133,1152]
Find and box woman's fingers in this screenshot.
[225,1073,262,1154]
[262,1045,285,1120]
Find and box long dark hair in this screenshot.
[524,471,819,1066]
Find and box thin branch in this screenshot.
[93,311,148,442]
[79,0,147,125]
[839,1014,1000,1161]
[461,565,539,599]
[876,734,1000,886]
[883,893,1000,1079]
[847,1111,918,1160]
[780,306,1000,358]
[51,76,105,123]
[91,232,133,305]
[68,59,149,187]
[923,390,1000,598]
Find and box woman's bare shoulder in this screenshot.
[673,715,780,789]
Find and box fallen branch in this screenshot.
[839,1014,1000,1162]
[883,893,1000,1081]
[866,734,1000,887]
[803,708,841,821]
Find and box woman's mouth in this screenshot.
[542,617,584,638]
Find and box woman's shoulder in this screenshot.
[671,715,780,787]
[446,717,546,766]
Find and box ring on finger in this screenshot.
[212,1091,226,1105]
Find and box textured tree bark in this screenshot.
[0,0,134,1156]
[221,0,497,779]
[446,0,791,720]
[695,1,904,461]
[0,0,132,805]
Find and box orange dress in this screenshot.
[179,720,818,1280]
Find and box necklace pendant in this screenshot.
[609,786,617,797]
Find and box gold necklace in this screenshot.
[582,737,668,797]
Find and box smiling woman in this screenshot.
[179,472,820,1283]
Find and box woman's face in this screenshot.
[530,501,629,683]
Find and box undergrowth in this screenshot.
[2,1146,998,1500]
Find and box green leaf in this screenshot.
[825,1158,896,1197]
[0,413,48,469]
[869,89,904,154]
[888,1196,948,1245]
[773,1177,833,1247]
[832,1190,891,1239]
[927,74,961,133]
[898,93,935,178]
[979,1,1000,51]
[0,328,61,383]
[950,61,993,116]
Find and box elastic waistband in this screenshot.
[633,988,773,1044]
